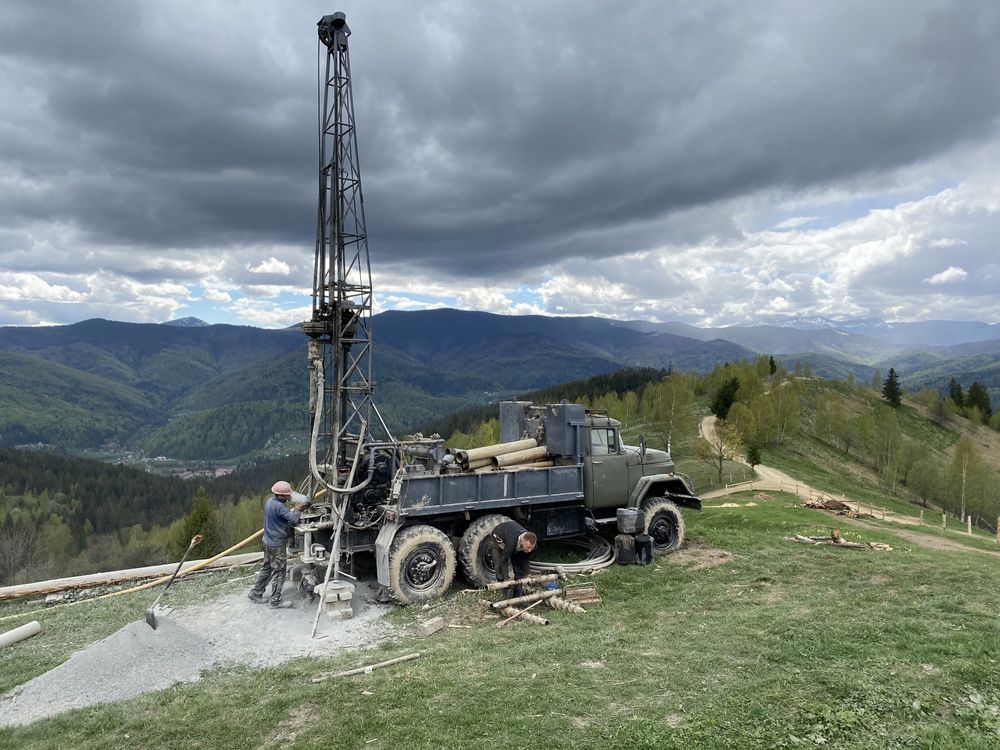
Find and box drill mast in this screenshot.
[304,12,380,490]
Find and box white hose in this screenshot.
[529,536,616,574]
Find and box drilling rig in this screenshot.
[291,13,700,612]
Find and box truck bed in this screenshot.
[396,464,584,517]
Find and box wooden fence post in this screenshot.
[996,516,999,545]
[941,513,946,529]
[918,510,924,524]
[967,516,973,536]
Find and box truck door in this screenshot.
[585,426,629,509]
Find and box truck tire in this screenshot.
[387,525,456,605]
[640,497,685,555]
[458,513,512,587]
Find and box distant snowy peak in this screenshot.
[162,317,210,327]
[757,316,888,332]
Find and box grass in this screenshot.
[3,495,1000,749]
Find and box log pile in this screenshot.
[445,438,552,474]
[786,530,893,551]
[803,496,851,511]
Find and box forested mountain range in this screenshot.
[0,310,995,461]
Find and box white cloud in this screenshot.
[227,298,310,328]
[928,238,967,248]
[924,266,968,285]
[246,257,292,275]
[202,287,232,303]
[772,216,817,230]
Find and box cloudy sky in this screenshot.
[1,1,999,329]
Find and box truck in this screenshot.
[294,13,700,604]
[294,400,700,603]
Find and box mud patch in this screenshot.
[263,704,315,747]
[668,543,736,571]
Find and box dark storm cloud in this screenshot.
[1,0,999,281]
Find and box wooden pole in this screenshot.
[918,510,923,524]
[996,516,999,544]
[967,516,973,535]
[941,513,947,529]
[310,653,421,683]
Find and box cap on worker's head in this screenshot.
[271,480,293,496]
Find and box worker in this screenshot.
[490,520,537,598]
[249,480,309,609]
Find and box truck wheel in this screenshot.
[458,513,511,587]
[387,525,456,605]
[640,497,685,555]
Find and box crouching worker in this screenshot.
[490,520,537,598]
[249,480,308,609]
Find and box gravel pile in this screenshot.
[1,580,393,728]
[0,618,213,727]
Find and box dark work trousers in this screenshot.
[251,544,288,605]
[491,535,532,597]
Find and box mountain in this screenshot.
[0,312,753,460]
[1,310,994,461]
[162,317,210,327]
[706,316,1000,347]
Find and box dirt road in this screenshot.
[697,416,1000,557]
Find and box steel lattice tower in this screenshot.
[304,12,377,484]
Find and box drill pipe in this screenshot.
[546,596,586,614]
[485,573,561,591]
[493,446,549,468]
[490,588,561,610]
[499,606,549,625]
[457,438,537,464]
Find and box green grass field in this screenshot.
[3,493,999,749]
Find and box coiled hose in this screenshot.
[529,535,616,575]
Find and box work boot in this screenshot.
[248,592,264,604]
[269,600,294,610]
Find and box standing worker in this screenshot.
[249,480,308,609]
[490,519,537,597]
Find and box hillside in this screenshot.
[0,311,994,462]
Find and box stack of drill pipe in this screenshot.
[547,596,586,614]
[493,446,549,469]
[446,438,542,473]
[498,606,549,625]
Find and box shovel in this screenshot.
[145,534,203,629]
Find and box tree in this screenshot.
[949,437,985,521]
[649,373,695,454]
[694,421,742,484]
[870,368,882,392]
[881,368,902,408]
[745,443,762,469]
[948,379,965,409]
[966,382,992,419]
[710,377,740,420]
[177,487,222,557]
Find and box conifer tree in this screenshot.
[881,368,902,408]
